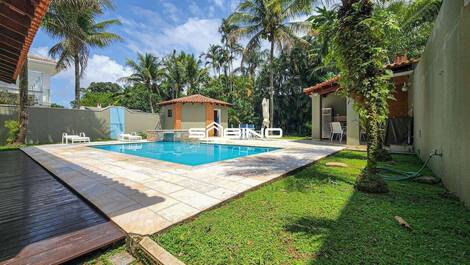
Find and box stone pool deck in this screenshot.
[22,140,344,235]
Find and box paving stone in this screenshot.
[170,189,220,210]
[22,140,343,235]
[144,180,184,194]
[158,202,199,222]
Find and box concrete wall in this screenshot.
[0,105,159,144]
[311,95,321,140]
[181,104,206,129]
[322,94,347,116]
[160,105,174,130]
[413,0,470,207]
[218,106,229,129]
[124,108,160,133]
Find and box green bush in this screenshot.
[4,120,19,144]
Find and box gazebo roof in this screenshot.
[0,0,51,83]
[158,94,232,107]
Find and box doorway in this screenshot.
[213,109,221,136]
[110,107,125,139]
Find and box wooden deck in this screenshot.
[0,151,125,265]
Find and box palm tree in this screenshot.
[42,0,122,108]
[237,47,268,78]
[184,55,209,95]
[164,51,188,99]
[14,60,28,144]
[201,45,226,77]
[382,0,442,60]
[120,53,163,113]
[219,19,243,76]
[228,0,312,127]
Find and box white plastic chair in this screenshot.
[62,132,79,144]
[330,122,344,142]
[75,132,90,144]
[119,132,142,141]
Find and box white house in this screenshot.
[0,55,57,106]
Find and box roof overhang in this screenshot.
[304,57,420,96]
[0,0,51,83]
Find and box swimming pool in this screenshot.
[92,142,278,166]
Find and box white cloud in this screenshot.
[212,0,224,9]
[29,46,51,59]
[188,1,202,16]
[55,54,132,88]
[122,17,222,56]
[161,1,180,22]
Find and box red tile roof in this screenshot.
[385,55,419,69]
[303,76,340,95]
[158,94,232,106]
[304,56,419,95]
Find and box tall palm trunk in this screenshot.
[146,81,155,113]
[269,38,275,128]
[74,54,80,109]
[15,59,28,144]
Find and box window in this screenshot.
[167,109,173,117]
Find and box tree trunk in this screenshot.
[74,54,81,109]
[15,59,28,144]
[147,82,155,113]
[269,39,275,128]
[355,103,388,193]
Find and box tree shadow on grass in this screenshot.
[284,216,337,237]
[283,182,470,265]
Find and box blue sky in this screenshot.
[30,0,242,107]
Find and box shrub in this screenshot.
[4,120,19,144]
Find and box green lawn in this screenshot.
[68,244,140,265]
[0,145,21,151]
[153,151,470,265]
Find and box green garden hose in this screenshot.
[377,151,441,181]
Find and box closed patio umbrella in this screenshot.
[262,98,270,129]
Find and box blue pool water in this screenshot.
[92,142,278,166]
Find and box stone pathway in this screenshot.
[22,140,343,235]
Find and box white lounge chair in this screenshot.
[75,132,91,143]
[62,132,90,144]
[62,133,79,144]
[330,122,344,142]
[119,132,143,141]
